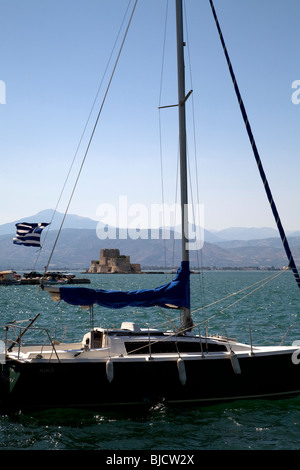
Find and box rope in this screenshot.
[191,269,285,316]
[209,0,300,291]
[158,0,170,272]
[134,270,288,353]
[31,1,135,272]
[44,0,139,273]
[189,270,287,336]
[182,1,206,314]
[88,269,288,357]
[151,269,287,334]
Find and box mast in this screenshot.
[175,0,193,330]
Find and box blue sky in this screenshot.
[1,0,300,232]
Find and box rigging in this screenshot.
[209,0,300,291]
[42,0,139,273]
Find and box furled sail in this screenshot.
[13,222,50,247]
[46,261,190,310]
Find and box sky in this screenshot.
[1,0,300,233]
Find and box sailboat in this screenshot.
[1,0,300,411]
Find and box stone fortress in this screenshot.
[88,249,141,274]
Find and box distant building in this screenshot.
[88,249,141,274]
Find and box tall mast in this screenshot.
[175,0,193,331]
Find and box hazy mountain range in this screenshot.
[1,209,299,271]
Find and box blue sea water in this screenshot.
[0,270,300,451]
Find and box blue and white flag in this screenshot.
[13,222,50,247]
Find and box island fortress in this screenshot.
[88,249,141,274]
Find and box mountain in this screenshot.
[212,227,280,241]
[0,209,98,236]
[0,228,239,271]
[0,210,299,270]
[0,228,299,271]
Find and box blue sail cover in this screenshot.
[58,261,190,309]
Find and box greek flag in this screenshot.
[13,222,50,247]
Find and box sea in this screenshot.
[0,269,300,454]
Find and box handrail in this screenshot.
[3,323,61,363]
[7,313,40,352]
